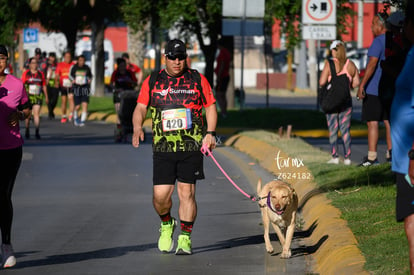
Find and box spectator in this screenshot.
[319,40,360,165]
[357,12,392,166]
[379,11,409,126]
[390,2,414,273]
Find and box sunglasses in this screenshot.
[166,54,187,61]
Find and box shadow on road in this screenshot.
[195,220,325,258]
[12,243,157,269]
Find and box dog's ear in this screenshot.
[289,188,296,201]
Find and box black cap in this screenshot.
[0,45,8,57]
[164,39,186,56]
[35,48,41,54]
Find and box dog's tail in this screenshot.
[257,178,262,195]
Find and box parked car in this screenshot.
[347,48,368,72]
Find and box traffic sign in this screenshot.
[302,0,336,25]
[23,28,39,44]
[302,25,336,40]
[222,19,263,36]
[222,0,264,18]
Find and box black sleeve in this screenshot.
[87,66,93,78]
[18,101,31,111]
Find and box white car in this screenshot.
[346,48,368,71]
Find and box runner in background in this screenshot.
[122,53,143,86]
[21,57,48,139]
[110,58,137,129]
[70,55,92,127]
[24,48,47,72]
[45,52,58,120]
[55,51,75,123]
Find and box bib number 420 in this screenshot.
[161,108,192,132]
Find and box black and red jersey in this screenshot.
[138,69,215,152]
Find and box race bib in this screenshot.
[47,69,55,80]
[75,75,87,85]
[161,108,192,132]
[62,78,72,88]
[28,84,41,95]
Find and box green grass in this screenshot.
[237,128,409,274]
[217,108,367,131]
[88,95,116,114]
[54,95,116,115]
[330,184,408,274]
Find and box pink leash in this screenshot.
[201,144,257,201]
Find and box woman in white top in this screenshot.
[319,40,360,165]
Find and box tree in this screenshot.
[122,0,222,86]
[0,0,31,69]
[30,0,123,96]
[0,1,30,46]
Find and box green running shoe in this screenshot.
[158,218,176,253]
[175,234,192,255]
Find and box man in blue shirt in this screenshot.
[357,12,392,166]
[390,3,414,272]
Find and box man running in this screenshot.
[122,53,143,86]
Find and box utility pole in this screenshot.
[357,0,364,48]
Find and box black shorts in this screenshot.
[60,87,73,96]
[362,94,389,121]
[74,95,90,106]
[396,173,414,222]
[153,151,205,185]
[73,86,90,105]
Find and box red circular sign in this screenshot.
[305,0,333,22]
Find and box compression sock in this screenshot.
[160,213,172,225]
[180,221,193,236]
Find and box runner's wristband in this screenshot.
[206,131,216,136]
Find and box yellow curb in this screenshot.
[104,114,117,124]
[88,112,107,121]
[224,134,368,274]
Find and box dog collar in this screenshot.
[266,191,280,214]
